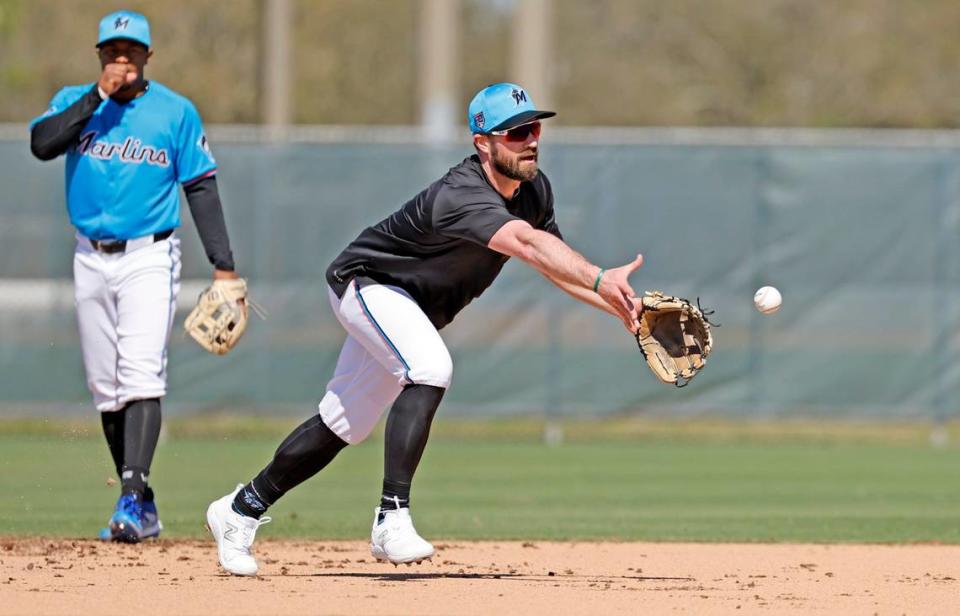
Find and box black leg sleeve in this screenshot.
[100,408,127,477]
[121,398,162,496]
[381,384,446,507]
[232,415,348,518]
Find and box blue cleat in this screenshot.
[140,497,163,539]
[98,492,163,542]
[108,493,144,543]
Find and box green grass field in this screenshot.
[3,417,960,543]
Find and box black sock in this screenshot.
[232,414,347,519]
[104,407,156,501]
[121,399,161,498]
[232,481,274,519]
[101,408,127,478]
[380,478,410,511]
[379,384,445,519]
[121,466,149,496]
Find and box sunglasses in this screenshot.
[489,121,542,142]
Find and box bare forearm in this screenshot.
[517,228,600,290]
[543,272,619,317]
[488,220,643,333]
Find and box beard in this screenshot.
[492,147,539,182]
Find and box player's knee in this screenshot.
[324,414,376,445]
[409,352,453,388]
[318,401,379,445]
[118,364,167,398]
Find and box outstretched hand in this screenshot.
[596,254,644,333]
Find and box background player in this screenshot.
[29,10,240,543]
[206,82,643,575]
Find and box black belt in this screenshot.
[90,229,174,254]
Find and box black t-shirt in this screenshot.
[326,155,562,329]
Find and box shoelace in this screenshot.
[231,516,272,553]
[380,496,406,530]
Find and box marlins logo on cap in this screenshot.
[97,10,151,49]
[468,82,556,134]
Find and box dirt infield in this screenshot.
[2,538,959,615]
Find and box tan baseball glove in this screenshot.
[184,278,249,355]
[636,291,715,387]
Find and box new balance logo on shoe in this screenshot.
[207,484,272,576]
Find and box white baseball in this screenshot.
[754,286,782,314]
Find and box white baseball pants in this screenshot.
[319,279,453,444]
[73,234,181,412]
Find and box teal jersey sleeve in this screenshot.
[176,101,217,184]
[29,85,96,130]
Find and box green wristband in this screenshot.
[592,268,605,293]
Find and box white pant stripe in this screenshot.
[353,280,412,384]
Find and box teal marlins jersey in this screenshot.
[31,82,216,240]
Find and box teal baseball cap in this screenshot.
[97,10,151,49]
[468,83,555,134]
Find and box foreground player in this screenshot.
[207,83,643,574]
[29,11,240,542]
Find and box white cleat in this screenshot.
[370,501,435,565]
[206,484,272,576]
